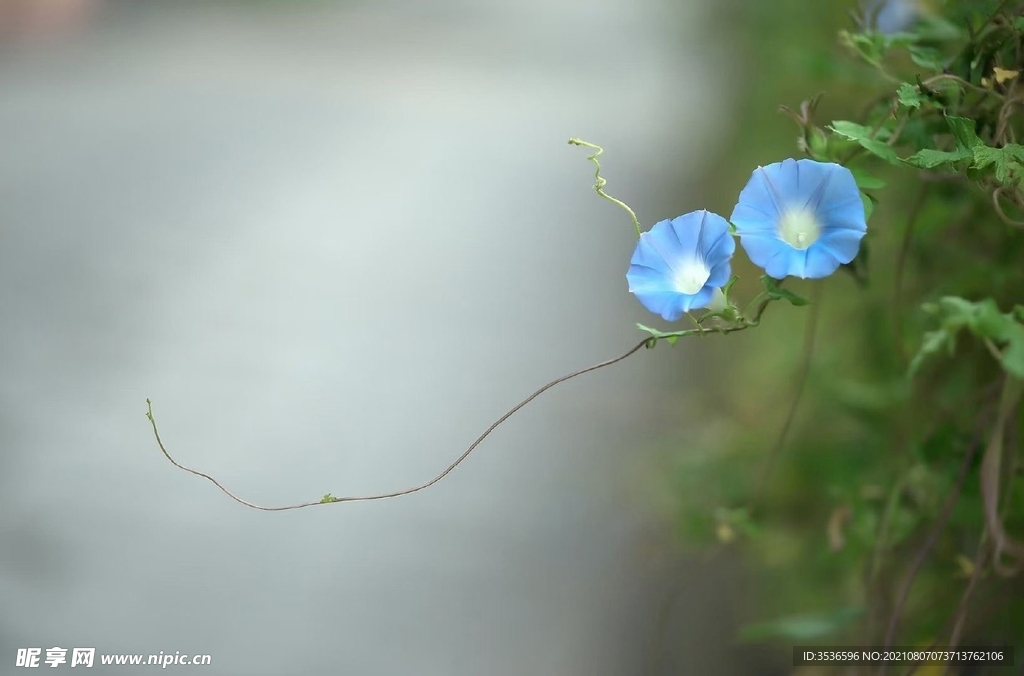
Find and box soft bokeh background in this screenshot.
[0,0,796,674]
[651,0,1024,663]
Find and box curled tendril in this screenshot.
[568,138,643,238]
[992,186,1024,229]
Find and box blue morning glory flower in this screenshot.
[730,159,867,280]
[626,210,735,321]
[862,0,920,34]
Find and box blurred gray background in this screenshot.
[0,1,762,673]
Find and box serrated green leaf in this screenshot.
[761,276,810,306]
[851,139,899,165]
[738,607,863,642]
[830,121,900,165]
[945,116,980,150]
[973,145,1002,169]
[897,83,924,109]
[994,162,1020,187]
[973,145,1024,187]
[1002,144,1024,163]
[902,148,972,169]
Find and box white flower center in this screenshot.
[778,209,821,250]
[674,259,711,295]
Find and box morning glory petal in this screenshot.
[627,210,735,322]
[817,228,867,264]
[730,159,867,280]
[805,246,845,279]
[685,285,717,312]
[629,223,676,274]
[634,291,691,322]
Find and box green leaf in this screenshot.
[830,120,882,140]
[971,298,1011,339]
[861,192,876,222]
[738,607,864,642]
[909,329,951,377]
[972,146,1001,169]
[850,168,886,190]
[902,147,972,169]
[853,138,900,165]
[838,30,883,67]
[1002,144,1024,164]
[909,297,1024,378]
[807,127,829,160]
[851,170,884,223]
[901,117,980,169]
[761,276,810,306]
[908,45,945,71]
[933,296,973,319]
[1003,324,1024,379]
[912,15,967,42]
[636,323,684,345]
[945,116,980,150]
[829,121,900,165]
[972,145,1024,187]
[897,83,924,109]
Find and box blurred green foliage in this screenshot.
[661,0,1024,668]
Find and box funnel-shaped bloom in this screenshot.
[730,159,866,280]
[626,210,735,321]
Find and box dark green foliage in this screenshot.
[669,0,1024,661]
